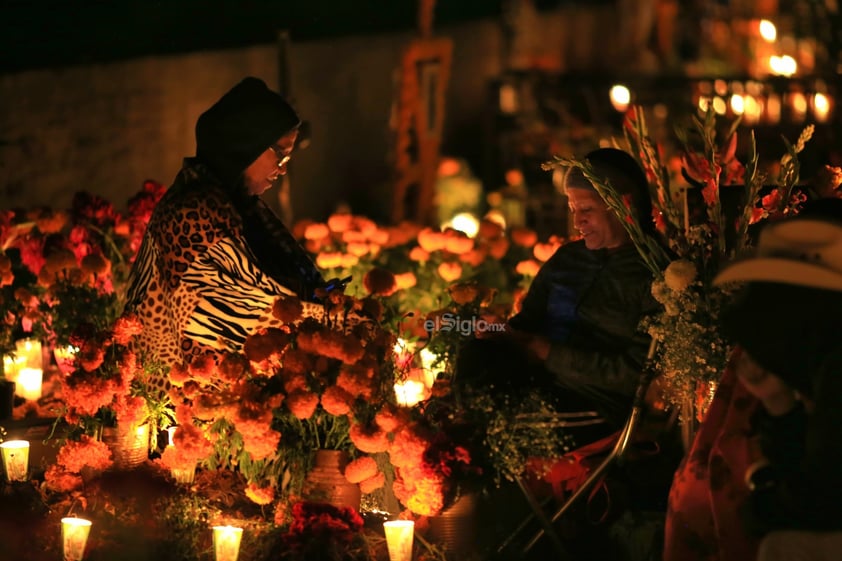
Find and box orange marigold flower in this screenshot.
[389,425,429,467]
[408,246,430,262]
[375,404,407,433]
[346,242,369,257]
[243,328,290,365]
[298,329,365,365]
[443,231,473,255]
[315,252,343,269]
[488,237,510,259]
[437,261,462,282]
[282,349,314,377]
[286,390,319,419]
[394,271,417,290]
[304,222,330,241]
[533,242,556,262]
[245,482,276,505]
[459,247,487,267]
[242,426,281,461]
[359,471,386,494]
[293,218,315,239]
[217,352,249,383]
[321,385,354,416]
[112,314,144,345]
[345,456,379,484]
[272,296,303,323]
[188,354,218,385]
[56,436,114,474]
[327,213,354,233]
[337,364,376,399]
[515,259,541,277]
[369,228,390,246]
[169,362,191,387]
[35,210,68,234]
[112,394,147,426]
[417,228,446,252]
[340,254,359,268]
[363,267,397,297]
[349,422,390,453]
[77,343,105,372]
[510,226,538,248]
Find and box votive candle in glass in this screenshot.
[61,517,92,561]
[383,520,415,561]
[212,525,243,561]
[0,440,30,482]
[15,367,42,401]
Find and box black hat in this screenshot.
[195,77,301,183]
[563,148,653,232]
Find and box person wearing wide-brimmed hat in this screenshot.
[124,77,346,392]
[665,197,842,561]
[715,197,842,560]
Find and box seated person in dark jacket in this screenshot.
[460,148,661,432]
[713,198,842,558]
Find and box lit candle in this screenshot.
[15,338,42,369]
[383,520,415,561]
[61,517,92,561]
[394,380,426,407]
[166,426,177,447]
[2,354,25,382]
[0,440,30,482]
[16,367,42,401]
[212,525,243,561]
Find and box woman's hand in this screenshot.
[731,346,798,416]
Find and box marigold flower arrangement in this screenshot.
[164,288,400,511]
[57,312,172,447]
[543,105,814,414]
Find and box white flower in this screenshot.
[664,259,697,293]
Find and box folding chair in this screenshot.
[496,339,660,560]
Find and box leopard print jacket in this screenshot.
[124,160,332,392]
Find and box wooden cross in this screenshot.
[390,0,453,224]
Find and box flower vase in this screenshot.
[303,449,361,511]
[171,464,196,485]
[101,423,150,470]
[427,491,479,557]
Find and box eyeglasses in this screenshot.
[269,143,292,170]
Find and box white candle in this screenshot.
[212,525,243,561]
[2,354,25,382]
[0,440,30,482]
[61,517,92,561]
[16,367,42,401]
[394,380,426,407]
[383,520,415,561]
[15,338,42,369]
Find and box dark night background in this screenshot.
[0,0,627,75]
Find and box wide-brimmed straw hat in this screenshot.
[714,203,842,292]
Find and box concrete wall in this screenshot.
[0,19,503,223]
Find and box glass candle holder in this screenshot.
[61,517,92,561]
[0,440,30,482]
[212,525,243,561]
[383,520,415,561]
[15,367,42,401]
[171,464,196,485]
